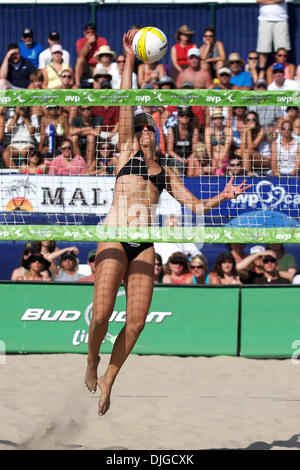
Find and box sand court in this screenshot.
[1,353,300,450]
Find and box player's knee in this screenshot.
[127,318,146,336]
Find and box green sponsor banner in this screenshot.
[0,89,299,107]
[240,286,300,357]
[0,224,299,243]
[0,283,239,356]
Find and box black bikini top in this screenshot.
[116,150,166,194]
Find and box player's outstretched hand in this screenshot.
[222,177,252,200]
[123,29,137,57]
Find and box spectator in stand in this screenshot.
[88,140,116,176]
[176,48,212,89]
[240,110,271,175]
[39,31,70,69]
[271,118,300,176]
[209,252,241,285]
[28,70,44,89]
[158,75,176,90]
[266,243,298,282]
[77,249,96,283]
[137,60,165,89]
[167,106,200,176]
[266,48,295,85]
[92,65,112,88]
[17,252,51,282]
[282,106,300,137]
[228,52,253,90]
[93,45,116,76]
[92,82,119,146]
[235,245,274,283]
[231,106,248,154]
[11,245,36,280]
[0,109,5,157]
[70,105,102,172]
[111,53,138,89]
[252,250,290,284]
[39,105,69,156]
[2,106,37,169]
[154,253,164,284]
[199,27,226,78]
[256,0,291,79]
[170,24,197,81]
[32,240,60,278]
[74,22,108,87]
[185,254,209,285]
[213,66,233,90]
[204,107,233,175]
[55,250,84,282]
[186,142,211,176]
[19,149,47,174]
[48,138,87,175]
[267,63,299,90]
[18,28,43,69]
[226,154,245,177]
[0,44,36,89]
[162,252,193,284]
[248,79,284,130]
[41,45,73,89]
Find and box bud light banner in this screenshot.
[0,283,239,356]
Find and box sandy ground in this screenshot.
[0,353,300,451]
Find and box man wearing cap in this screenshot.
[77,249,96,283]
[267,63,299,90]
[0,44,36,89]
[229,52,253,90]
[252,250,290,284]
[39,32,70,69]
[75,23,109,87]
[176,48,213,89]
[18,28,43,68]
[55,251,84,282]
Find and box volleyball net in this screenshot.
[1,88,300,244]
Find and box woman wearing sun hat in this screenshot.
[170,24,197,80]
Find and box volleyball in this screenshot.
[132,27,168,63]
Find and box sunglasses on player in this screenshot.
[134,125,156,133]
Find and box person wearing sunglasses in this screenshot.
[185,254,209,285]
[244,50,260,84]
[240,110,271,175]
[267,63,299,91]
[228,52,253,90]
[252,251,290,285]
[170,24,197,82]
[271,118,300,176]
[266,48,295,85]
[38,31,70,70]
[162,252,194,284]
[70,105,102,172]
[111,53,138,89]
[199,27,226,79]
[18,28,43,69]
[41,44,73,89]
[85,29,251,417]
[16,251,51,282]
[19,149,47,174]
[39,105,69,157]
[226,155,244,177]
[205,107,233,175]
[48,138,87,175]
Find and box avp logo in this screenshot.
[206,95,221,104]
[0,96,11,104]
[276,233,291,241]
[65,95,80,103]
[135,95,151,103]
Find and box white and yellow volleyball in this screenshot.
[133,27,168,63]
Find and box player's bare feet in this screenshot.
[98,376,112,416]
[85,356,100,393]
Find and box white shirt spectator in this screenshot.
[39,47,70,69]
[110,62,138,89]
[268,79,299,91]
[258,1,289,22]
[154,242,202,265]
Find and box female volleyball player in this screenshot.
[85,29,251,416]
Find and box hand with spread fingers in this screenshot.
[222,176,252,200]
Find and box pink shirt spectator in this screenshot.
[48,154,87,175]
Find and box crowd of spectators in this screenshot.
[10,241,299,285]
[0,6,299,177]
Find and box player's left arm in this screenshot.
[165,168,251,215]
